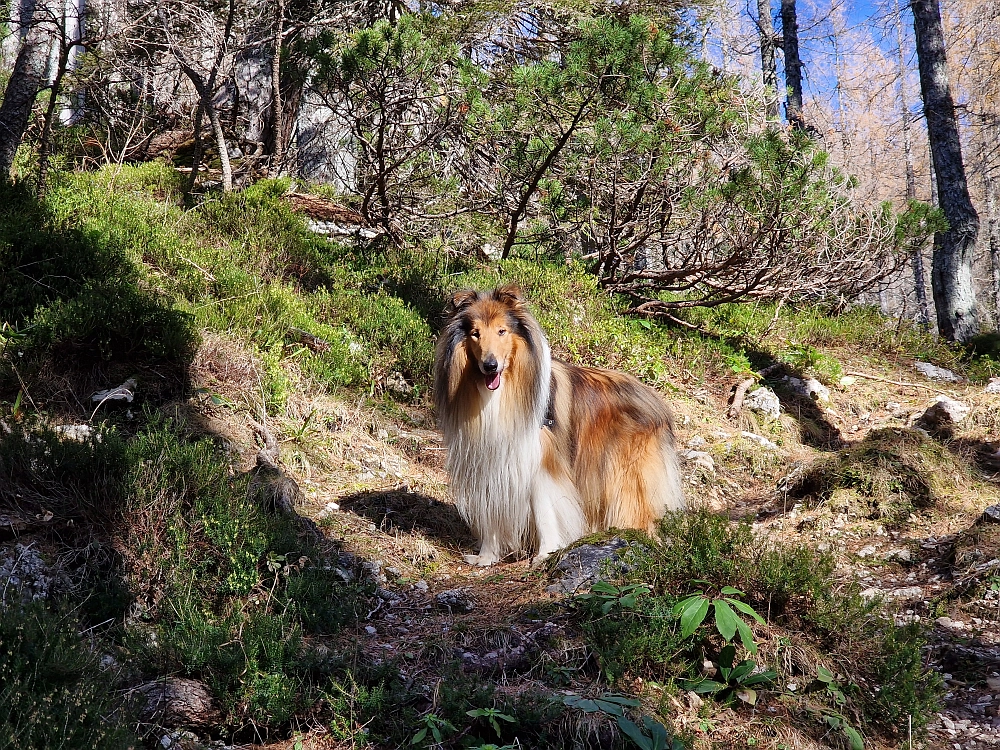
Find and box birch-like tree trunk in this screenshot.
[757,0,779,121]
[269,0,286,175]
[0,0,56,179]
[780,0,804,130]
[911,0,979,341]
[895,0,930,325]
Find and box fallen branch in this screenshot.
[727,378,755,419]
[844,370,945,393]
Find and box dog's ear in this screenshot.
[493,284,524,307]
[446,289,478,316]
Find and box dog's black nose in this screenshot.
[483,356,498,374]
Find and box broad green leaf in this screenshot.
[718,644,737,670]
[743,670,778,686]
[680,596,710,638]
[726,597,766,624]
[672,594,703,617]
[713,599,739,642]
[616,716,653,750]
[591,581,618,594]
[602,600,615,615]
[843,725,864,750]
[825,715,842,730]
[817,665,835,683]
[573,699,602,713]
[620,594,637,608]
[736,688,757,705]
[643,715,669,749]
[730,660,756,682]
[598,695,641,707]
[594,699,625,716]
[720,586,744,597]
[411,728,427,744]
[734,613,758,653]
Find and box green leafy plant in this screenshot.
[466,707,516,737]
[576,581,651,615]
[680,644,777,706]
[672,583,765,652]
[820,711,864,750]
[562,694,682,750]
[411,713,457,746]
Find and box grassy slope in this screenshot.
[1,163,998,749]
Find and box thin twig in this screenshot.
[844,370,948,393]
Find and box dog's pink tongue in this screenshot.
[485,372,501,390]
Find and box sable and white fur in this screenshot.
[434,285,684,566]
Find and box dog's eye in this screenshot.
[497,329,506,336]
[470,330,479,339]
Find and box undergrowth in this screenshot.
[573,512,941,744]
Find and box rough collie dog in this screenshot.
[433,284,684,566]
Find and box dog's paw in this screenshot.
[462,553,498,567]
[529,552,551,570]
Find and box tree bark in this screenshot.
[895,0,930,325]
[0,0,55,180]
[780,0,804,130]
[37,39,72,198]
[269,0,286,175]
[156,0,235,192]
[986,171,1000,324]
[757,0,779,121]
[911,0,979,342]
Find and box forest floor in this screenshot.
[197,336,1000,750]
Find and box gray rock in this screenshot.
[915,361,962,382]
[546,538,647,595]
[916,395,970,430]
[783,376,831,404]
[985,379,1000,394]
[884,548,912,563]
[435,588,475,613]
[137,678,220,728]
[686,435,706,449]
[682,449,715,474]
[740,431,780,451]
[90,377,137,405]
[982,505,1000,524]
[745,387,781,420]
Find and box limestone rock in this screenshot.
[546,538,645,595]
[744,387,781,419]
[136,678,220,728]
[916,395,970,430]
[435,588,475,613]
[914,361,961,382]
[783,376,831,404]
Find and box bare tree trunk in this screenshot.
[895,0,930,325]
[757,0,779,121]
[37,39,71,197]
[156,0,235,192]
[269,0,286,175]
[780,0,804,130]
[986,171,1000,324]
[0,0,55,179]
[911,0,979,342]
[187,101,204,195]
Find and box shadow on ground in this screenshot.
[338,487,476,550]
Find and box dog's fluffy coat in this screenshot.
[434,285,684,566]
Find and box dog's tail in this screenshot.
[655,436,686,513]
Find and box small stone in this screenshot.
[435,588,475,613]
[884,548,912,563]
[936,617,955,628]
[857,545,878,558]
[364,625,377,636]
[745,387,781,420]
[840,375,857,386]
[916,395,970,430]
[982,505,1000,524]
[886,401,901,410]
[413,580,429,593]
[740,431,780,450]
[987,677,1000,691]
[687,435,706,448]
[985,379,1000,394]
[683,449,715,474]
[915,361,962,382]
[783,376,831,404]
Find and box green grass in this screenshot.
[0,603,138,750]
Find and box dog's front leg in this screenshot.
[463,534,501,566]
[530,467,585,569]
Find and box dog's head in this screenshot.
[445,284,527,392]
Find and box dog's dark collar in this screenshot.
[543,372,556,429]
